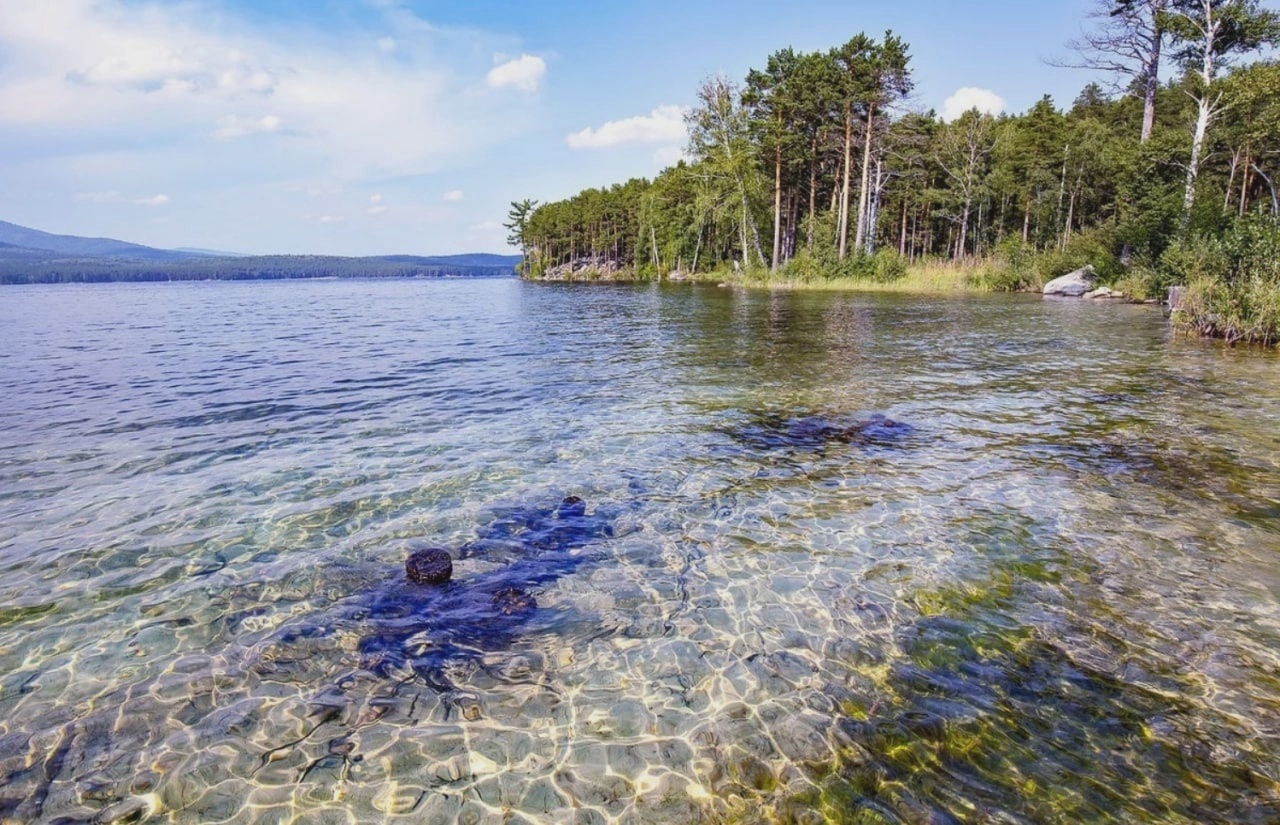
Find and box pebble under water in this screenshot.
[0,279,1278,824]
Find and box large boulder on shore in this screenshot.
[1043,266,1097,297]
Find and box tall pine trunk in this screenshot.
[854,102,876,255]
[771,135,783,271]
[808,153,818,252]
[838,104,854,261]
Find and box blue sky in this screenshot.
[0,0,1212,255]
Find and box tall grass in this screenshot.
[1162,215,1280,347]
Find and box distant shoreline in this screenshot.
[0,256,519,285]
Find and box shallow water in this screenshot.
[1,279,1278,824]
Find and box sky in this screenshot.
[0,0,1206,256]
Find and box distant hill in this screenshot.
[0,220,520,284]
[0,220,196,261]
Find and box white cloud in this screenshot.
[73,190,169,206]
[486,54,545,93]
[0,2,547,255]
[316,215,346,224]
[567,105,689,150]
[652,145,690,167]
[442,189,464,202]
[368,194,388,215]
[942,87,1006,122]
[292,183,344,197]
[73,191,121,203]
[0,1,528,183]
[213,114,282,140]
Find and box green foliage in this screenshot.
[869,249,907,282]
[1167,214,1280,344]
[1221,210,1280,282]
[1159,234,1231,284]
[1177,275,1280,344]
[968,239,1041,292]
[513,15,1279,344]
[777,252,828,283]
[1113,262,1175,301]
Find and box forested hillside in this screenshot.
[0,219,522,284]
[0,253,519,284]
[509,1,1280,343]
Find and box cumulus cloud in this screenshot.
[942,87,1006,122]
[486,54,546,93]
[442,189,464,202]
[567,105,688,150]
[213,114,282,140]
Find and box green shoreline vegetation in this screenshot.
[508,1,1280,346]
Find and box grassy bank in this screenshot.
[728,258,992,293]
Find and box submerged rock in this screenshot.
[1042,265,1097,297]
[725,411,914,453]
[405,547,452,585]
[250,496,618,692]
[556,495,587,519]
[460,495,614,559]
[492,587,537,617]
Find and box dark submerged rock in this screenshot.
[459,495,613,560]
[492,587,537,617]
[556,495,586,519]
[405,547,452,585]
[350,496,614,689]
[725,411,915,453]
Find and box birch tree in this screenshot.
[1166,0,1279,224]
[745,49,801,271]
[936,110,999,259]
[686,76,768,269]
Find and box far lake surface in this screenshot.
[1,278,1278,824]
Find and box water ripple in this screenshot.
[0,281,1278,823]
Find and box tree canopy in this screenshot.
[511,17,1280,285]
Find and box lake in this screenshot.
[1,278,1278,824]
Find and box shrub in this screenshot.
[1158,235,1230,285]
[1169,214,1280,346]
[778,252,827,284]
[869,249,907,283]
[1176,277,1280,346]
